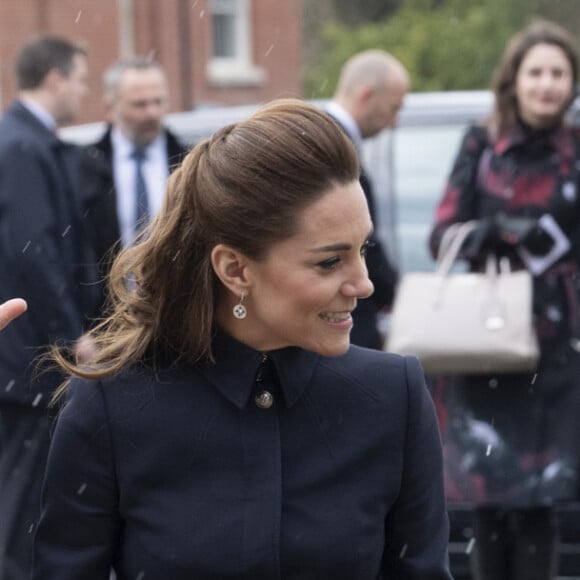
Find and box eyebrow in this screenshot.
[309,243,352,253]
[309,229,374,253]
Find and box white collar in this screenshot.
[111,127,166,160]
[19,98,57,132]
[326,101,363,150]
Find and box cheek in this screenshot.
[256,275,332,317]
[515,77,530,98]
[292,280,341,316]
[515,85,534,113]
[558,81,574,100]
[291,286,329,312]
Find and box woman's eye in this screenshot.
[318,256,341,270]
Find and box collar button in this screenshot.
[255,390,274,409]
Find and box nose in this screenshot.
[540,71,558,89]
[341,261,374,299]
[360,277,374,298]
[142,101,164,121]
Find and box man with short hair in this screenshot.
[327,49,410,349]
[0,35,99,579]
[80,57,188,293]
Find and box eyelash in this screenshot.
[317,241,374,271]
[362,240,375,254]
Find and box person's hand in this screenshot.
[0,298,27,331]
[495,214,536,246]
[461,217,498,258]
[495,214,556,255]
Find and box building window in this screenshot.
[211,0,236,58]
[208,0,265,86]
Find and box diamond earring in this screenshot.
[233,292,247,319]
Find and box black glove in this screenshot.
[495,214,536,245]
[461,217,498,258]
[495,213,556,255]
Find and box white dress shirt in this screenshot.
[20,98,57,132]
[111,128,169,246]
[325,101,363,151]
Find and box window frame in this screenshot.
[207,0,265,86]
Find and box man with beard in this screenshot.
[80,57,188,306]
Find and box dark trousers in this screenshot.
[471,506,559,580]
[0,403,52,580]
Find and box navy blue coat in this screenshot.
[0,101,100,405]
[34,332,452,579]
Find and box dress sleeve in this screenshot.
[428,124,488,259]
[33,378,120,580]
[381,356,453,580]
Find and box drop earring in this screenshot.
[233,292,247,320]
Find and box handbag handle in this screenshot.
[437,220,479,275]
[437,224,523,332]
[438,221,512,277]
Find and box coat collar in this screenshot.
[493,122,575,160]
[196,330,320,410]
[9,100,60,145]
[89,124,187,165]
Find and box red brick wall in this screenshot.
[253,0,303,101]
[188,0,303,106]
[0,0,121,123]
[0,0,303,124]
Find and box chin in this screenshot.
[535,110,562,124]
[309,339,350,358]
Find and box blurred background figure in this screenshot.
[326,49,408,349]
[0,300,27,332]
[80,57,188,304]
[429,20,580,580]
[0,35,100,580]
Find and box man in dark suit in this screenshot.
[327,49,409,349]
[80,57,188,300]
[0,35,100,579]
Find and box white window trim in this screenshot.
[207,0,265,87]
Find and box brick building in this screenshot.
[0,0,303,124]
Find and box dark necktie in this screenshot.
[132,147,149,234]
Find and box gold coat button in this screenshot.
[255,390,274,409]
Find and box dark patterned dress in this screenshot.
[429,121,580,506]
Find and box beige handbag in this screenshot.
[385,221,540,374]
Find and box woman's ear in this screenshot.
[211,244,251,296]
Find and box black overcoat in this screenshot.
[34,333,452,580]
[0,101,100,404]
